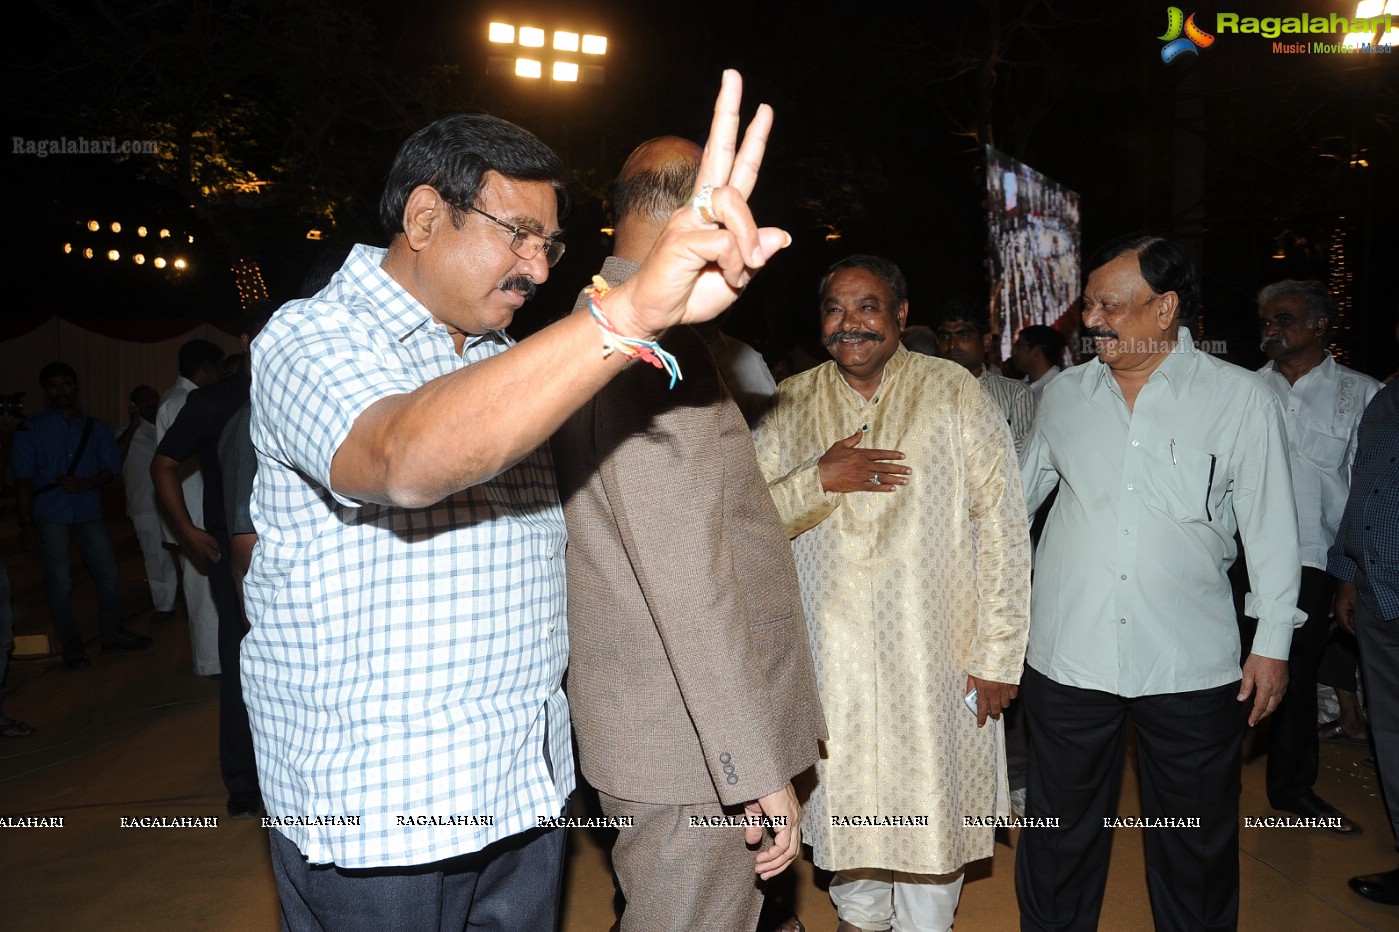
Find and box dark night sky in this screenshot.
[6,0,1397,377]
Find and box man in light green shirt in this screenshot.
[1014,233,1304,932]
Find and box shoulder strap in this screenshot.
[31,417,95,498]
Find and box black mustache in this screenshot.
[500,275,537,300]
[823,330,884,347]
[1084,327,1119,340]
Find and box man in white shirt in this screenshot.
[1011,324,1066,401]
[156,339,225,676]
[1256,279,1381,835]
[120,385,177,622]
[1016,233,1305,931]
[928,301,1037,457]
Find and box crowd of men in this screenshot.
[7,70,1399,930]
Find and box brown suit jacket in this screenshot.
[555,280,825,807]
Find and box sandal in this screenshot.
[1318,721,1369,746]
[0,719,35,738]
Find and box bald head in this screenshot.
[613,136,702,225]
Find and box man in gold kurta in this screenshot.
[753,255,1032,932]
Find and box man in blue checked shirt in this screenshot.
[243,71,790,930]
[1329,376,1399,906]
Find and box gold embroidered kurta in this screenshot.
[752,346,1031,874]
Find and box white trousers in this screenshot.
[129,513,178,612]
[179,550,220,676]
[829,868,965,932]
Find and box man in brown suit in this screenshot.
[555,137,826,932]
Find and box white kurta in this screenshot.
[753,347,1031,874]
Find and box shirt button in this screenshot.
[1123,529,1130,535]
[1120,618,1127,625]
[1126,484,1134,491]
[1121,574,1128,580]
[1131,440,1140,447]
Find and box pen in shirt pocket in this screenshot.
[1170,438,1177,466]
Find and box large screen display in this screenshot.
[986,146,1081,363]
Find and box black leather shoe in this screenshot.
[1273,791,1362,835]
[226,792,263,819]
[62,638,91,669]
[1349,869,1399,905]
[101,630,153,650]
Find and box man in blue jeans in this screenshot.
[0,557,36,735]
[13,362,151,668]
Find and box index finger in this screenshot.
[1249,689,1277,727]
[696,70,743,194]
[859,448,906,461]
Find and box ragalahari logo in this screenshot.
[1159,7,1217,62]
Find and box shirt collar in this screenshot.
[1261,349,1335,385]
[826,341,911,401]
[334,243,507,350]
[1088,325,1196,401]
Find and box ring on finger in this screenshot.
[693,183,719,224]
[869,472,881,485]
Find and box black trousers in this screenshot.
[208,535,258,797]
[1265,567,1335,808]
[1016,666,1245,932]
[270,826,565,932]
[1355,597,1399,844]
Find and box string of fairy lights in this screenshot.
[63,219,191,271]
[63,219,269,311]
[232,257,269,309]
[1327,216,1352,366]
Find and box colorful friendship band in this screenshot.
[587,276,683,389]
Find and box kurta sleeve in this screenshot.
[959,378,1032,684]
[752,394,839,539]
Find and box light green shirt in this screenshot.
[1020,327,1305,697]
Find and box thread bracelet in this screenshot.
[587,276,682,389]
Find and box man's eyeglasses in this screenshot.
[464,205,566,267]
